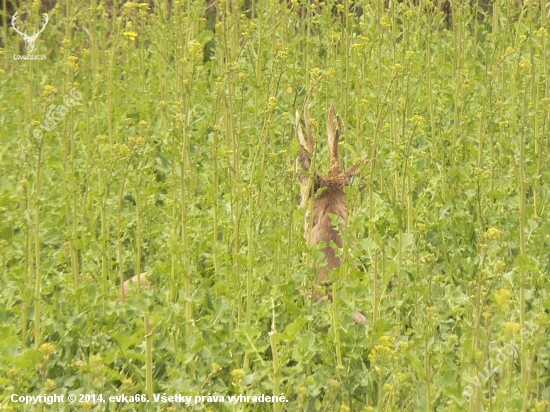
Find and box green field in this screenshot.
[1,0,549,410]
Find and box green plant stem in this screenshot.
[145,312,153,398]
[270,299,281,412]
[34,138,44,348]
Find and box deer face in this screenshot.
[296,102,367,287]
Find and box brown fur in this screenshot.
[304,180,346,285]
[117,272,151,301]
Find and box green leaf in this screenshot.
[112,333,141,352]
[198,30,214,45]
[284,317,308,337]
[513,254,538,271]
[11,349,43,369]
[405,353,426,380]
[486,190,504,200]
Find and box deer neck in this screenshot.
[304,185,347,257]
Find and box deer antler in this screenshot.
[33,14,49,38]
[296,100,317,172]
[11,12,26,38]
[296,102,326,209]
[327,100,343,176]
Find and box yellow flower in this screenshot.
[519,59,532,71]
[393,64,403,76]
[231,368,244,387]
[485,227,502,241]
[123,31,138,41]
[309,68,322,79]
[116,144,130,157]
[39,342,55,360]
[188,41,203,61]
[267,96,278,112]
[352,43,363,53]
[494,289,513,311]
[535,401,549,412]
[122,378,134,389]
[503,322,521,337]
[43,85,56,97]
[535,27,548,39]
[410,115,425,125]
[534,313,548,327]
[90,354,103,367]
[44,378,56,392]
[329,379,341,390]
[67,56,78,69]
[369,336,397,365]
[277,48,289,60]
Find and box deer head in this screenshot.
[296,101,368,299]
[12,12,49,55]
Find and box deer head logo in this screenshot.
[12,11,49,55]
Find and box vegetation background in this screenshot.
[0,0,549,410]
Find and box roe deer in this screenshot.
[296,101,369,323]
